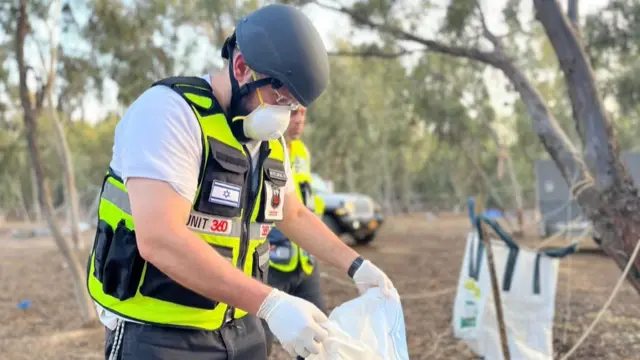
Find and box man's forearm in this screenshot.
[138,226,272,314]
[277,206,359,273]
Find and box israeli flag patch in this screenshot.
[209,181,242,208]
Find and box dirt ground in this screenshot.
[1,214,640,360]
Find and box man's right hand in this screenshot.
[257,288,329,358]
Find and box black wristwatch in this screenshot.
[348,256,365,278]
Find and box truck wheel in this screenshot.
[356,233,376,245]
[322,215,341,235]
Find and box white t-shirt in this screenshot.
[97,75,295,329]
[109,74,295,200]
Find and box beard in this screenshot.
[229,91,259,119]
[227,91,261,143]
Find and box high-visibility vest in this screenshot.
[269,139,323,275]
[86,77,287,331]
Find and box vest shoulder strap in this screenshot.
[152,76,223,117]
[152,76,227,188]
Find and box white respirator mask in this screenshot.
[231,72,296,141]
[241,104,291,141]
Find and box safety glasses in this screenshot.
[273,88,301,111]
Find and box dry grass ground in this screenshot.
[1,214,640,359]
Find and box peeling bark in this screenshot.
[533,0,640,290]
[534,0,624,190]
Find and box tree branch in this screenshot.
[313,0,591,194]
[313,0,606,228]
[567,0,579,30]
[16,0,32,115]
[534,0,621,190]
[312,0,504,67]
[328,48,425,58]
[475,0,503,52]
[498,58,601,205]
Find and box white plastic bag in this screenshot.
[452,231,490,354]
[477,242,559,360]
[452,215,566,360]
[308,287,410,360]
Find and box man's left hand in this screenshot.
[352,260,395,298]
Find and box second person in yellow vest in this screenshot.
[262,106,327,358]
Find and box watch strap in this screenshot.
[348,256,365,278]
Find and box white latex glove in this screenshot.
[258,288,330,358]
[352,260,396,298]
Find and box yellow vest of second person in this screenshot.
[269,139,324,275]
[86,77,287,331]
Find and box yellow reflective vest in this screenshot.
[86,77,287,331]
[268,139,324,275]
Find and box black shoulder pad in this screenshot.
[152,76,212,91]
[151,76,221,116]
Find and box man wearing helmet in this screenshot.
[87,4,395,360]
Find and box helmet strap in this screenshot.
[223,34,281,143]
[225,41,253,143]
[228,63,252,143]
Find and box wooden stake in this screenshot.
[475,193,511,360]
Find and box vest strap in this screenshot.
[152,76,223,117]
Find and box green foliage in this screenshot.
[83,0,179,104]
[586,0,640,116]
[9,0,640,218]
[583,0,640,152]
[443,0,476,36]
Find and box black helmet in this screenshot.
[222,4,330,107]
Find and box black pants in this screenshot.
[104,314,268,360]
[262,266,327,358]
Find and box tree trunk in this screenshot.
[15,0,96,324]
[534,0,622,190]
[30,165,42,222]
[533,0,640,292]
[448,173,467,212]
[463,143,504,207]
[23,110,97,324]
[87,189,101,224]
[380,143,396,214]
[48,94,82,250]
[505,154,525,236]
[567,0,579,30]
[10,180,31,221]
[400,153,413,213]
[345,154,356,193]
